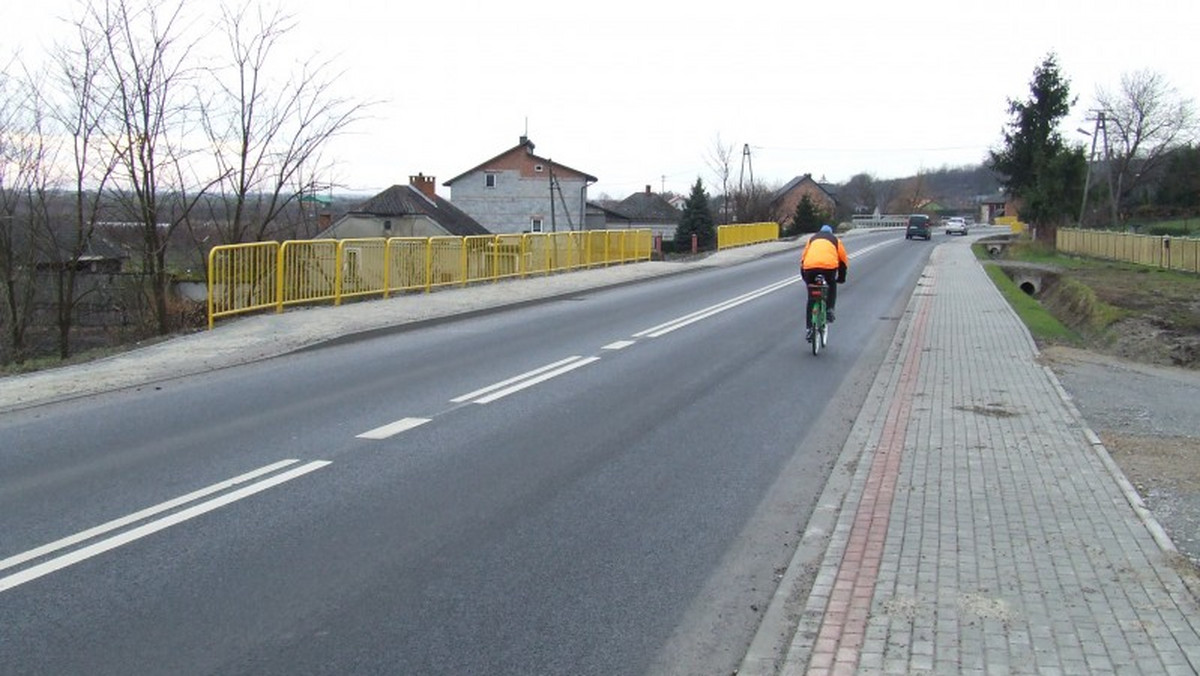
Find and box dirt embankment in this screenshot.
[1012,260,1200,370]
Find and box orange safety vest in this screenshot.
[800,232,849,271]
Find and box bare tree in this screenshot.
[45,17,122,358]
[705,134,735,224]
[1096,70,1197,215]
[840,172,878,219]
[889,171,930,214]
[0,69,54,365]
[87,0,210,336]
[0,70,38,365]
[734,177,778,224]
[195,2,370,249]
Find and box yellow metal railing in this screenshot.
[337,238,388,302]
[1057,228,1200,273]
[207,242,279,328]
[995,216,1028,234]
[717,222,780,250]
[278,240,339,310]
[385,237,429,294]
[207,229,654,327]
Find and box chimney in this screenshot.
[645,185,652,194]
[409,173,437,199]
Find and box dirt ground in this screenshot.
[1001,256,1200,571]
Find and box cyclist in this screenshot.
[800,224,849,332]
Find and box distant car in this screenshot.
[906,214,932,240]
[944,217,969,236]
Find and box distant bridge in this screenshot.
[850,215,908,229]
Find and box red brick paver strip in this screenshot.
[804,263,936,675]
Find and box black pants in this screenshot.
[802,268,838,327]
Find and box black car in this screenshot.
[906,214,932,240]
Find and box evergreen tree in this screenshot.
[789,194,827,236]
[988,53,1086,236]
[675,178,716,249]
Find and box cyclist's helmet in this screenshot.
[820,224,833,233]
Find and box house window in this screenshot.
[530,218,543,233]
[534,164,544,173]
[485,173,497,188]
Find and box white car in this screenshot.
[944,217,969,235]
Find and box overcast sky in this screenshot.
[9,0,1200,199]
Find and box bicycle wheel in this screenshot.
[810,308,822,356]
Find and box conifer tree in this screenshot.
[988,53,1086,236]
[789,194,826,236]
[674,178,716,250]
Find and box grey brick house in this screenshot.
[443,136,597,234]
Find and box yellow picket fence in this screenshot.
[1056,228,1200,273]
[207,229,654,328]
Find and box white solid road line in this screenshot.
[368,238,901,434]
[472,357,601,404]
[0,460,330,595]
[630,238,892,340]
[0,459,301,573]
[450,356,585,403]
[634,277,802,339]
[357,417,432,440]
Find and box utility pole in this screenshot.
[1078,111,1119,228]
[737,144,753,223]
[548,163,556,233]
[1100,112,1119,228]
[738,144,753,193]
[1078,114,1101,227]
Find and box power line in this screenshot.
[748,144,988,154]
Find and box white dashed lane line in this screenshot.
[357,417,432,440]
[602,340,636,351]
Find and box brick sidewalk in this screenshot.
[780,242,1200,674]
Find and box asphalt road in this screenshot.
[0,230,933,675]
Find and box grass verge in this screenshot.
[981,263,1080,346]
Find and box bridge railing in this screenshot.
[207,229,654,328]
[717,222,779,249]
[850,215,908,229]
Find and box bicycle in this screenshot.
[806,275,829,355]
